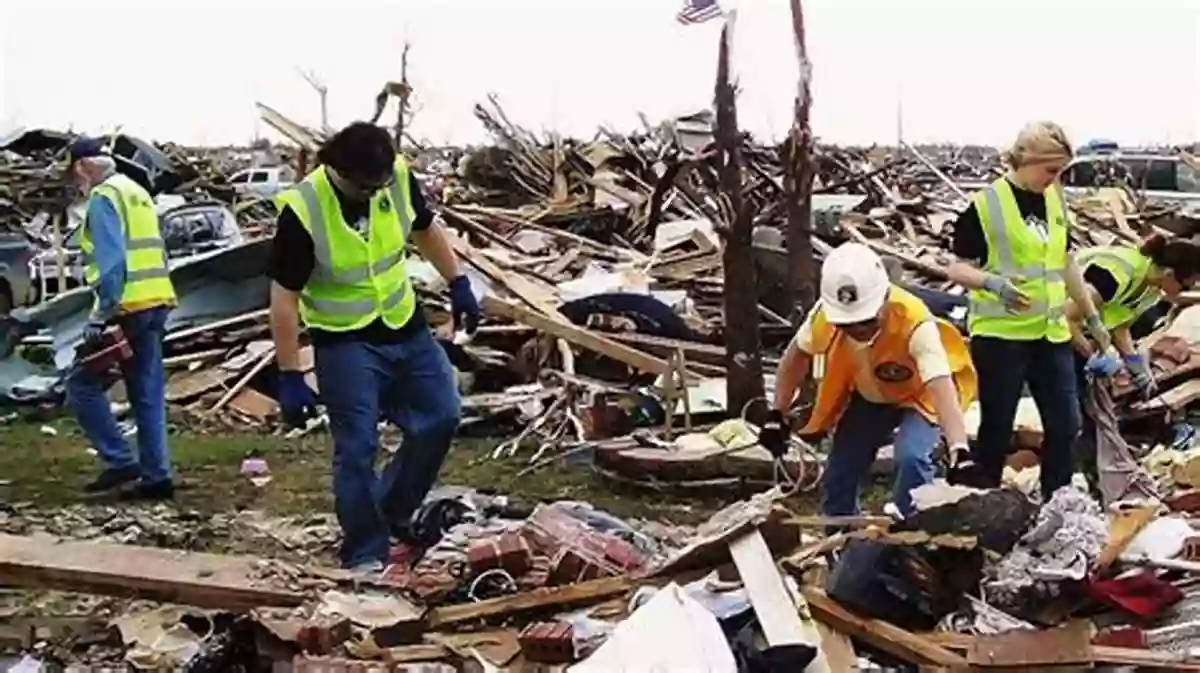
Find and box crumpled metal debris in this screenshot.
[111,606,211,670]
[985,485,1109,608]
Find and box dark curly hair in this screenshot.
[316,122,395,181]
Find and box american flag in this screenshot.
[677,0,723,25]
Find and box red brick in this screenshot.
[295,617,352,655]
[467,532,533,576]
[1166,489,1200,513]
[1092,626,1146,649]
[603,535,647,572]
[519,621,576,663]
[549,547,608,584]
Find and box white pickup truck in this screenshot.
[228,166,295,198]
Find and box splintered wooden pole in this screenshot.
[713,12,765,419]
[395,42,411,151]
[784,0,818,327]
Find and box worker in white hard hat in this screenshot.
[763,243,978,516]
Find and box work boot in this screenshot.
[83,466,140,493]
[117,480,175,501]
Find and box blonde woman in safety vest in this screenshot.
[64,137,178,501]
[763,243,977,516]
[1069,235,1200,504]
[946,121,1109,500]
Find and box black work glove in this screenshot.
[759,409,788,458]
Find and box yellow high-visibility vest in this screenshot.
[275,158,417,332]
[81,173,176,313]
[1077,245,1161,329]
[967,178,1071,342]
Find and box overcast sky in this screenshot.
[1,0,1197,147]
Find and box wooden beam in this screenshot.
[449,236,561,317]
[800,587,967,668]
[729,529,809,647]
[427,575,632,629]
[0,534,304,611]
[483,295,674,376]
[931,631,1200,671]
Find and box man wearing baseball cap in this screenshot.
[64,136,177,500]
[762,242,976,516]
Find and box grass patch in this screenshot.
[0,419,728,524]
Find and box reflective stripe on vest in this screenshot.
[82,173,176,312]
[967,178,1071,342]
[291,177,413,287]
[278,159,417,331]
[1077,246,1162,329]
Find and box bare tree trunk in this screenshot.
[395,42,411,152]
[783,0,817,327]
[713,15,765,419]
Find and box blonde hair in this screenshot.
[1003,121,1073,168]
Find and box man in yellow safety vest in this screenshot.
[268,122,480,573]
[64,137,178,500]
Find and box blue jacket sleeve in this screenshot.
[85,196,126,320]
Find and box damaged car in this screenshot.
[29,201,243,300]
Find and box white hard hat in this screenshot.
[820,242,890,324]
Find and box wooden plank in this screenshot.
[931,631,1200,671]
[0,534,304,611]
[449,236,561,317]
[815,620,857,672]
[483,295,673,376]
[800,587,967,668]
[728,529,808,647]
[967,621,1092,667]
[426,575,632,629]
[1096,504,1158,569]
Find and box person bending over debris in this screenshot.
[763,242,977,517]
[1069,234,1200,504]
[267,122,481,573]
[946,121,1109,500]
[65,137,178,501]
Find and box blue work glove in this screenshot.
[758,409,788,459]
[277,370,317,429]
[1084,351,1122,378]
[982,275,1030,312]
[448,275,481,335]
[1123,352,1157,397]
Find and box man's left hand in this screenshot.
[81,319,108,348]
[449,275,481,334]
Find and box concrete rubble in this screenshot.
[2,88,1200,670]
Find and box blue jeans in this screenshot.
[315,329,461,568]
[970,336,1080,500]
[820,394,938,517]
[66,306,171,485]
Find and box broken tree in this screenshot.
[712,11,765,418]
[783,0,818,327]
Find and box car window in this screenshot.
[1063,160,1097,187]
[1177,160,1200,193]
[1121,159,1150,188]
[1145,159,1179,191]
[250,171,270,183]
[230,172,249,184]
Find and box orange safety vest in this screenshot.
[798,286,978,439]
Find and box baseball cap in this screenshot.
[64,136,107,171]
